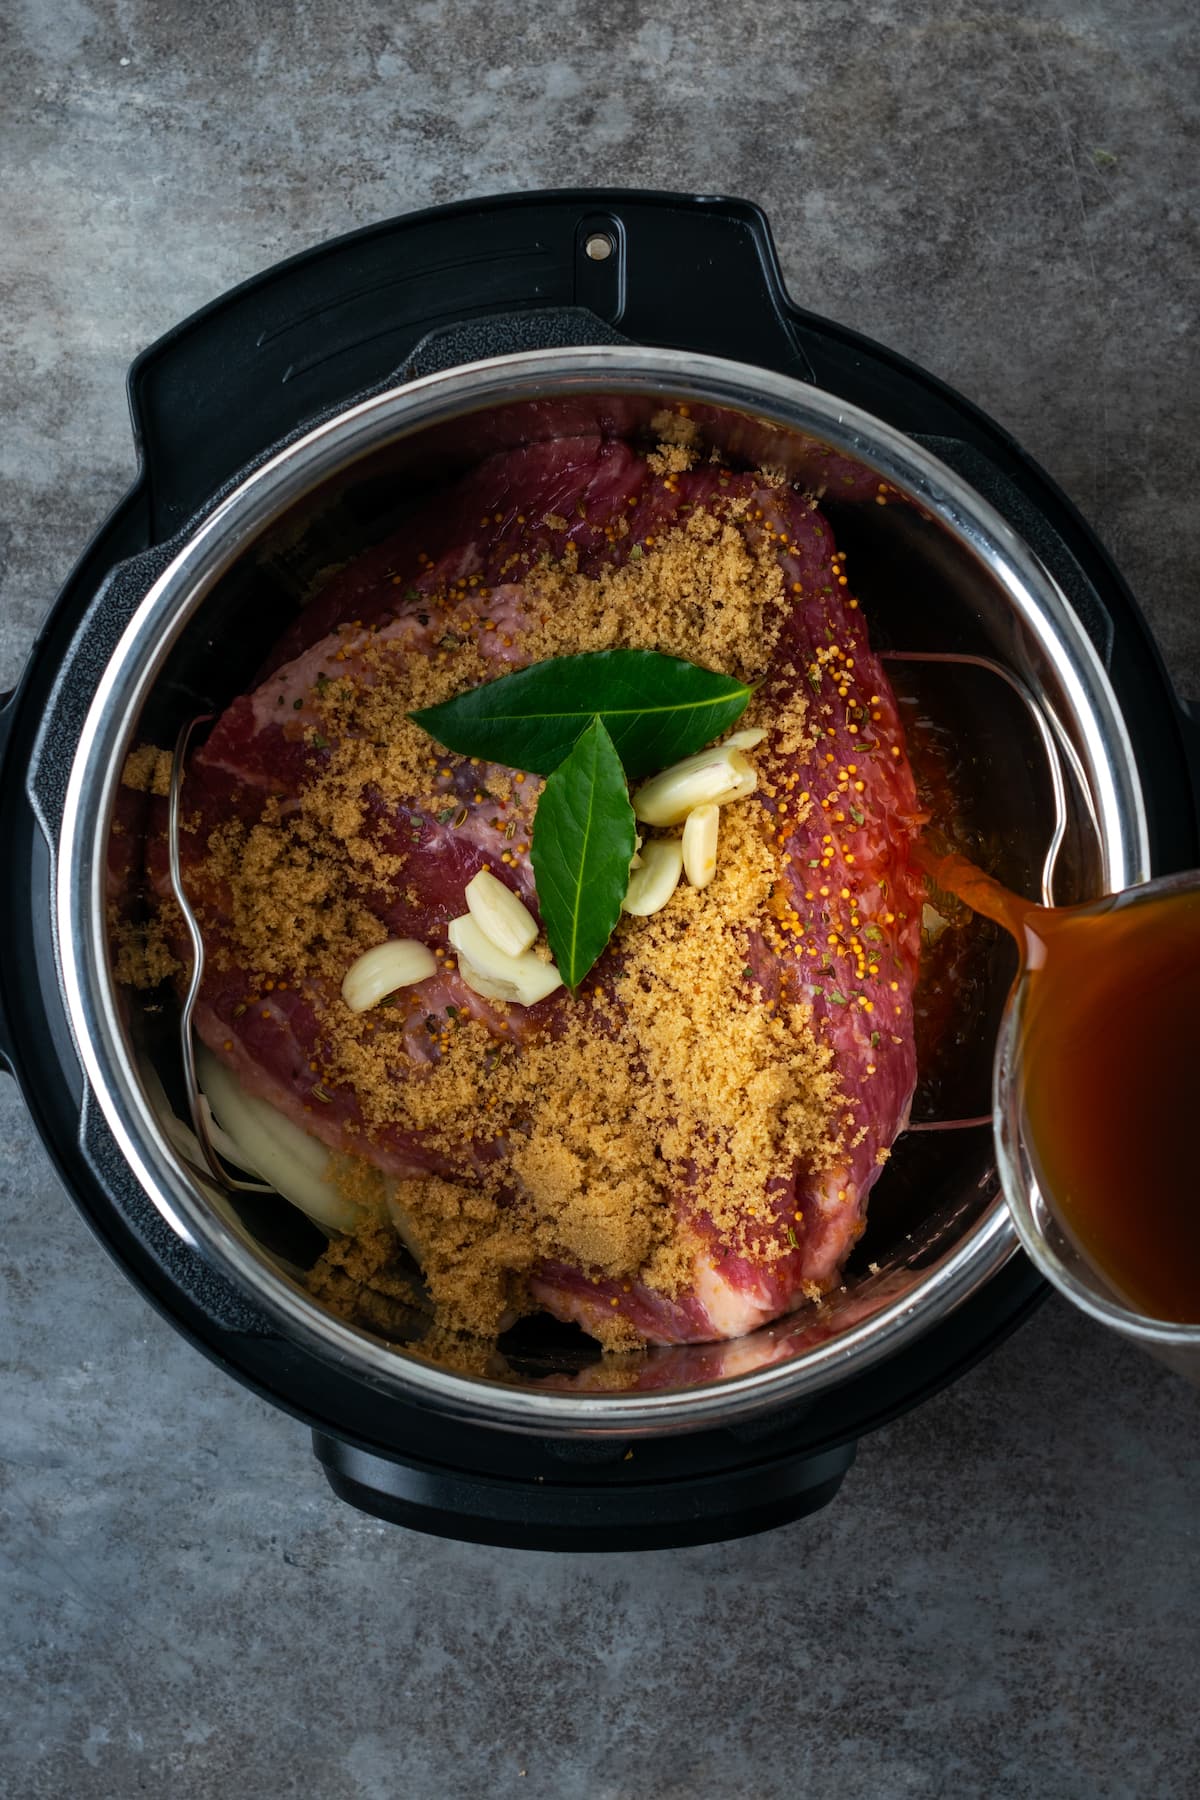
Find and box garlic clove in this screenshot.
[632,745,758,827]
[448,914,563,1006]
[465,867,539,957]
[682,803,720,888]
[455,954,562,1006]
[456,952,563,1007]
[448,913,523,982]
[453,957,524,1004]
[341,938,438,1013]
[622,836,684,915]
[724,726,767,750]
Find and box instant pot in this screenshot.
[3,191,1197,1550]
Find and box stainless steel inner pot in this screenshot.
[56,347,1149,1435]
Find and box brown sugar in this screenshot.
[316,1004,686,1342]
[649,409,702,462]
[646,442,697,475]
[520,503,790,684]
[199,817,387,981]
[127,479,845,1345]
[608,804,841,1247]
[120,745,173,796]
[108,904,181,988]
[305,1210,428,1338]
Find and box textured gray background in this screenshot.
[2,3,1198,1797]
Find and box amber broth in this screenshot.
[919,850,1200,1324]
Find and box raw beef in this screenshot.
[150,433,924,1345]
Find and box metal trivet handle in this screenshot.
[879,647,1082,910]
[168,714,274,1195]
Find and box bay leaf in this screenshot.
[410,649,750,777]
[530,716,636,990]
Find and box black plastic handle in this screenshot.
[127,190,813,541]
[399,303,629,379]
[313,1430,855,1552]
[25,540,190,841]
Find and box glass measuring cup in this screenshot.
[992,868,1200,1382]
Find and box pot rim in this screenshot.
[56,345,1150,1435]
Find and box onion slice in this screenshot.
[196,1046,361,1234]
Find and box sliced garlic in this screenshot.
[632,744,758,827]
[465,867,538,957]
[724,726,767,750]
[682,803,719,889]
[622,836,684,915]
[922,902,950,942]
[448,913,563,1006]
[341,938,437,1013]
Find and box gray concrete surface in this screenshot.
[2,3,1198,1795]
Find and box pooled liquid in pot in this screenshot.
[923,850,1200,1324]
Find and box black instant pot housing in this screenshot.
[2,191,1198,1550]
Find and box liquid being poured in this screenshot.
[917,847,1200,1325]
